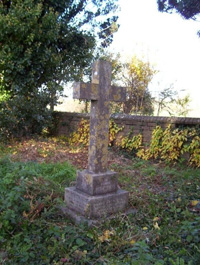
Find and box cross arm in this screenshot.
[73,82,99,100]
[109,86,126,102]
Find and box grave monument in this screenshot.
[64,60,129,222]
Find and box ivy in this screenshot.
[68,119,123,147]
[67,120,200,167]
[138,125,200,167]
[68,120,90,147]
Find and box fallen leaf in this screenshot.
[130,239,136,245]
[190,200,199,207]
[154,222,160,230]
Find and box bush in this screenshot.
[0,92,53,140]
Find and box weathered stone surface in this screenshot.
[73,83,99,100]
[65,187,129,219]
[73,60,126,174]
[76,170,118,195]
[88,61,112,173]
[109,86,126,102]
[64,60,129,222]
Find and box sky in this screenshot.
[57,0,200,117]
[109,0,200,117]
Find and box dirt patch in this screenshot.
[6,138,128,170]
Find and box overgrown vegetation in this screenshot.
[67,119,200,167]
[68,119,123,148]
[137,125,200,167]
[0,138,200,264]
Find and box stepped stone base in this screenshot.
[64,186,129,220]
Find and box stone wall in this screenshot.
[53,112,200,144]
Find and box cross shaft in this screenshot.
[73,60,126,173]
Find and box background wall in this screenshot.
[53,112,200,145]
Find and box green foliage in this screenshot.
[0,139,200,264]
[158,0,200,19]
[160,125,188,161]
[187,135,200,167]
[0,92,53,140]
[158,0,200,36]
[0,73,10,102]
[0,157,77,264]
[146,125,163,159]
[0,0,118,94]
[0,0,119,138]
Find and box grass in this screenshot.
[0,138,200,264]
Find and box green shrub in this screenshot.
[0,92,53,141]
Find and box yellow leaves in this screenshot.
[109,120,123,146]
[98,230,138,247]
[22,211,29,218]
[121,134,142,152]
[142,217,161,232]
[134,125,200,167]
[153,222,160,230]
[68,119,90,147]
[190,200,199,207]
[130,239,136,245]
[98,230,115,242]
[153,217,161,230]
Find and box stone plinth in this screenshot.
[64,187,129,219]
[76,170,118,195]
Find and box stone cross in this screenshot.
[64,60,129,222]
[73,60,126,173]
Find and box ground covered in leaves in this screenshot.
[0,137,200,265]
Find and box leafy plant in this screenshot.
[0,138,200,264]
[68,119,90,147]
[68,119,124,148]
[137,125,200,167]
[0,0,119,139]
[121,133,142,154]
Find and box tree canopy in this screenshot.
[157,0,200,35]
[0,0,119,96]
[102,54,156,115]
[158,0,200,19]
[0,0,119,138]
[121,57,156,115]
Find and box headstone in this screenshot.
[64,60,129,222]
